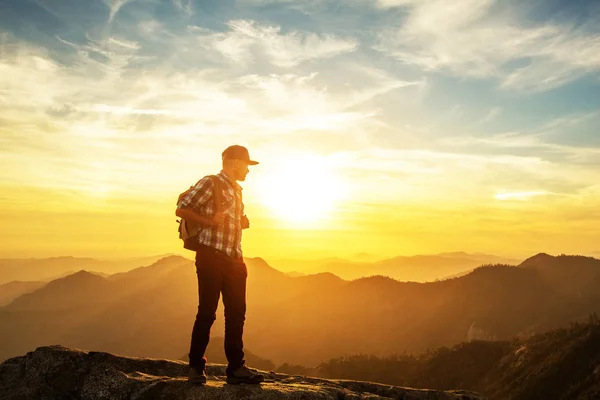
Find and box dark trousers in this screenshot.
[188,246,247,373]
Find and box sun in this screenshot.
[255,154,345,225]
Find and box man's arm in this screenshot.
[176,176,226,225]
[176,208,221,226]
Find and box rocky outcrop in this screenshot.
[0,345,485,399]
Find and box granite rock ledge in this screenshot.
[0,345,486,399]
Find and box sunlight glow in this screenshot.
[255,153,346,226]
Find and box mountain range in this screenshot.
[0,251,510,305]
[299,319,600,400]
[1,252,600,369]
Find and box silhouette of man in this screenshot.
[176,145,264,385]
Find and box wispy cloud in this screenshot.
[172,0,193,16]
[495,191,549,201]
[89,104,174,115]
[478,107,502,124]
[375,0,600,91]
[103,0,136,23]
[196,20,359,68]
[435,110,600,166]
[328,146,599,207]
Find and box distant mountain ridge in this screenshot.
[1,253,600,369]
[0,254,173,284]
[269,252,520,281]
[0,251,518,284]
[8,270,108,311]
[0,281,46,307]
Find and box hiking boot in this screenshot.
[188,366,207,385]
[226,365,264,385]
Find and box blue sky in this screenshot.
[1,0,599,258]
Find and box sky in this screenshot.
[1,0,599,260]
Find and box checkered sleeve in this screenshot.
[177,176,214,210]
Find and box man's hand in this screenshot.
[212,212,226,226]
[242,215,250,229]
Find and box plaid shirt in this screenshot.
[177,171,245,260]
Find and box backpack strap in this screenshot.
[177,185,194,205]
[209,175,222,213]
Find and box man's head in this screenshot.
[222,145,259,182]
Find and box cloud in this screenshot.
[2,1,597,214]
[89,104,174,115]
[196,20,359,67]
[435,110,600,166]
[375,0,417,7]
[338,64,426,108]
[328,146,598,206]
[375,0,600,90]
[495,191,549,201]
[107,37,141,50]
[0,26,398,198]
[478,107,502,124]
[442,132,545,149]
[103,0,136,23]
[172,0,193,16]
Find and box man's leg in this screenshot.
[189,252,222,371]
[221,260,247,373]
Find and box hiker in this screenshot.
[176,145,264,385]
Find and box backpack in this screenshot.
[177,175,222,251]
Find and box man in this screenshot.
[176,145,264,385]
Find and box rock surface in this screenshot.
[0,345,486,399]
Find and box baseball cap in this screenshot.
[222,145,259,165]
